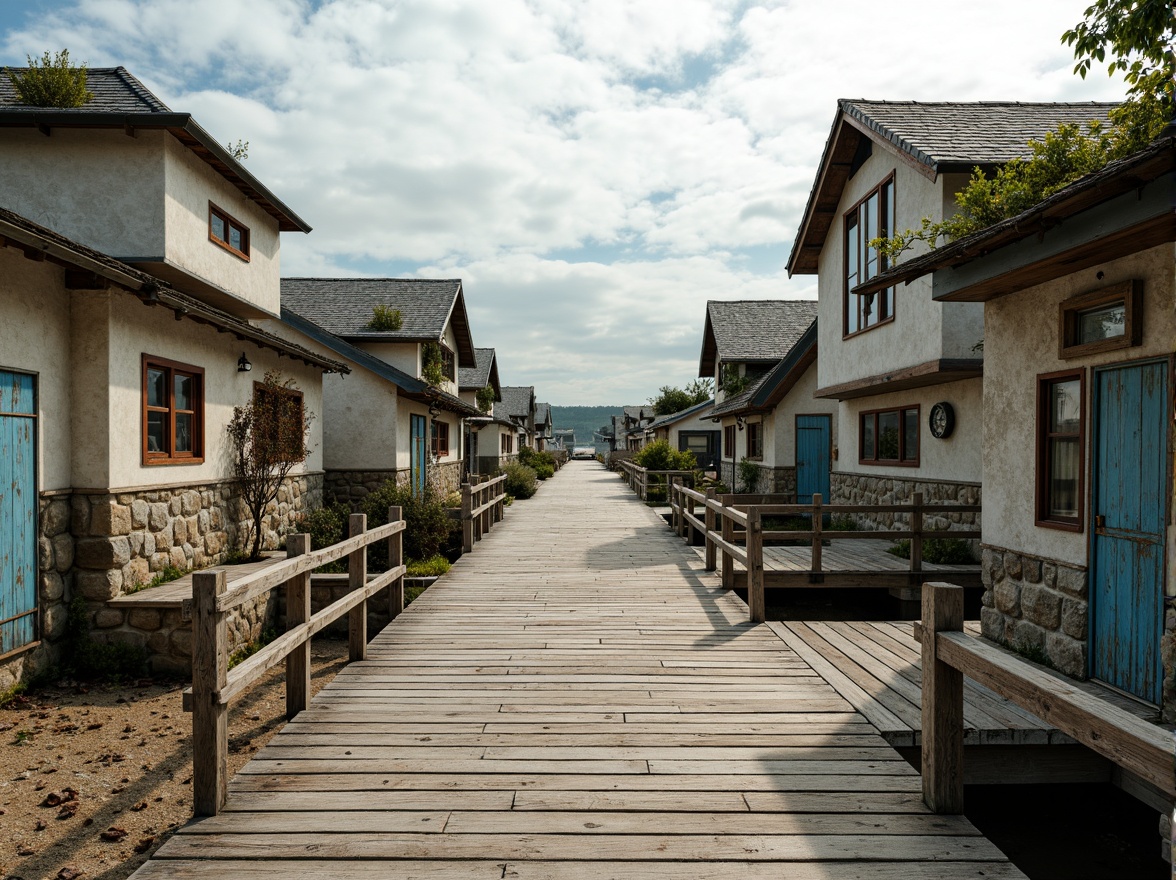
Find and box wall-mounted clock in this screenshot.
[929,402,955,439]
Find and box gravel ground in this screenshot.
[0,637,349,880]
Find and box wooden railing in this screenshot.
[670,484,980,622]
[919,582,1175,812]
[617,460,695,502]
[186,508,406,816]
[461,473,508,553]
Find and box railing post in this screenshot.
[461,482,474,553]
[910,491,924,577]
[921,582,965,814]
[388,505,404,619]
[747,507,765,623]
[704,488,716,571]
[810,493,823,583]
[720,496,734,590]
[348,513,368,662]
[285,534,311,721]
[192,569,227,816]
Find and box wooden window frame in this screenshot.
[432,420,450,458]
[440,346,456,382]
[252,381,306,464]
[746,420,763,461]
[858,404,920,467]
[208,202,251,261]
[142,355,205,466]
[1058,280,1142,359]
[843,172,896,339]
[1035,368,1085,532]
[723,424,737,459]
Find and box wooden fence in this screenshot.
[670,484,981,622]
[461,473,508,553]
[185,508,406,816]
[919,581,1175,813]
[617,460,696,502]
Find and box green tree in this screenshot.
[1063,0,1175,109]
[4,49,93,108]
[649,378,713,415]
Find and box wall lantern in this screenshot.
[237,353,252,373]
[735,416,745,431]
[428,405,441,418]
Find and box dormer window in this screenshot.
[844,174,895,336]
[209,203,250,261]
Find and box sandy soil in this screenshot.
[0,637,349,880]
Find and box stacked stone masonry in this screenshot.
[325,462,464,509]
[830,473,981,532]
[979,545,1088,679]
[720,462,797,496]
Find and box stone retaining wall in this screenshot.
[718,462,797,497]
[830,472,981,531]
[326,462,465,507]
[978,545,1087,679]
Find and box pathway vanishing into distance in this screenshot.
[133,462,1022,878]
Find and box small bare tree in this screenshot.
[227,371,314,561]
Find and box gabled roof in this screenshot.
[280,306,480,417]
[787,100,1117,276]
[646,398,715,431]
[0,204,344,372]
[535,402,551,427]
[698,300,817,376]
[0,67,310,232]
[709,321,818,419]
[459,347,501,397]
[280,278,476,367]
[495,386,534,423]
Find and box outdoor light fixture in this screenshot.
[428,405,441,418]
[736,416,745,430]
[237,353,252,373]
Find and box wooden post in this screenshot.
[704,488,716,571]
[480,481,491,536]
[910,491,924,577]
[720,496,734,590]
[921,582,965,814]
[192,569,227,816]
[285,534,311,721]
[685,491,695,544]
[348,513,367,662]
[747,507,765,623]
[810,493,823,583]
[461,482,474,553]
[388,505,404,620]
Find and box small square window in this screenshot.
[1058,280,1140,359]
[143,356,204,465]
[209,203,251,261]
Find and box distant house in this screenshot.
[279,278,483,496]
[613,406,655,451]
[534,403,553,451]
[552,428,576,450]
[698,300,822,491]
[858,125,1176,717]
[496,386,536,452]
[459,348,515,475]
[0,68,347,680]
[787,100,1114,527]
[645,399,719,470]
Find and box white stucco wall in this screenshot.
[0,253,75,492]
[833,377,983,484]
[815,150,984,389]
[982,243,1176,562]
[162,135,282,317]
[0,128,166,259]
[361,342,421,378]
[769,362,837,469]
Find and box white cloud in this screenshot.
[2,0,1127,403]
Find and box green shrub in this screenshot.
[517,446,556,476]
[406,555,451,577]
[421,343,446,386]
[361,480,454,567]
[737,457,760,493]
[441,490,462,508]
[633,439,695,471]
[826,514,857,531]
[295,502,352,572]
[62,597,148,680]
[5,50,93,108]
[228,627,276,670]
[366,304,403,331]
[886,536,977,565]
[533,462,555,480]
[502,462,538,499]
[476,385,495,413]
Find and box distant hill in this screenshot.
[550,405,628,451]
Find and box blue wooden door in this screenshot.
[795,415,831,504]
[0,370,37,657]
[1090,360,1167,703]
[410,414,427,496]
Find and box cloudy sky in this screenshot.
[1,0,1126,404]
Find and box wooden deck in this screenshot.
[132,462,1023,878]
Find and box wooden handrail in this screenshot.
[462,473,508,552]
[920,582,1175,813]
[188,507,406,816]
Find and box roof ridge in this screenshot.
[840,98,1119,107]
[112,66,171,112]
[282,276,462,282]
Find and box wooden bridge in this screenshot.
[132,462,1024,878]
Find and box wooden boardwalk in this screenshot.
[133,463,1023,878]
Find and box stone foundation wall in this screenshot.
[325,469,407,507]
[718,462,797,496]
[1163,610,1176,724]
[830,472,981,531]
[979,545,1087,678]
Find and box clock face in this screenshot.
[929,402,955,439]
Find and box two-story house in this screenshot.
[459,347,515,475]
[534,403,553,451]
[0,68,347,682]
[787,100,1115,528]
[495,386,536,453]
[278,278,482,498]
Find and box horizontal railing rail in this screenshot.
[187,507,406,816]
[617,460,695,503]
[462,473,508,553]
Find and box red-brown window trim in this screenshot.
[501,431,513,454]
[1035,368,1085,532]
[747,419,763,461]
[723,424,736,459]
[440,346,456,382]
[209,202,251,261]
[252,381,306,464]
[432,420,450,457]
[858,404,920,467]
[1058,280,1142,360]
[142,355,205,466]
[843,171,896,339]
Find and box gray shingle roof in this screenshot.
[0,66,170,112]
[840,100,1118,169]
[647,398,714,431]
[535,402,551,427]
[699,300,817,374]
[281,278,461,338]
[459,347,497,391]
[495,386,534,422]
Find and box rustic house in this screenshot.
[644,399,719,470]
[495,386,537,452]
[458,347,515,475]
